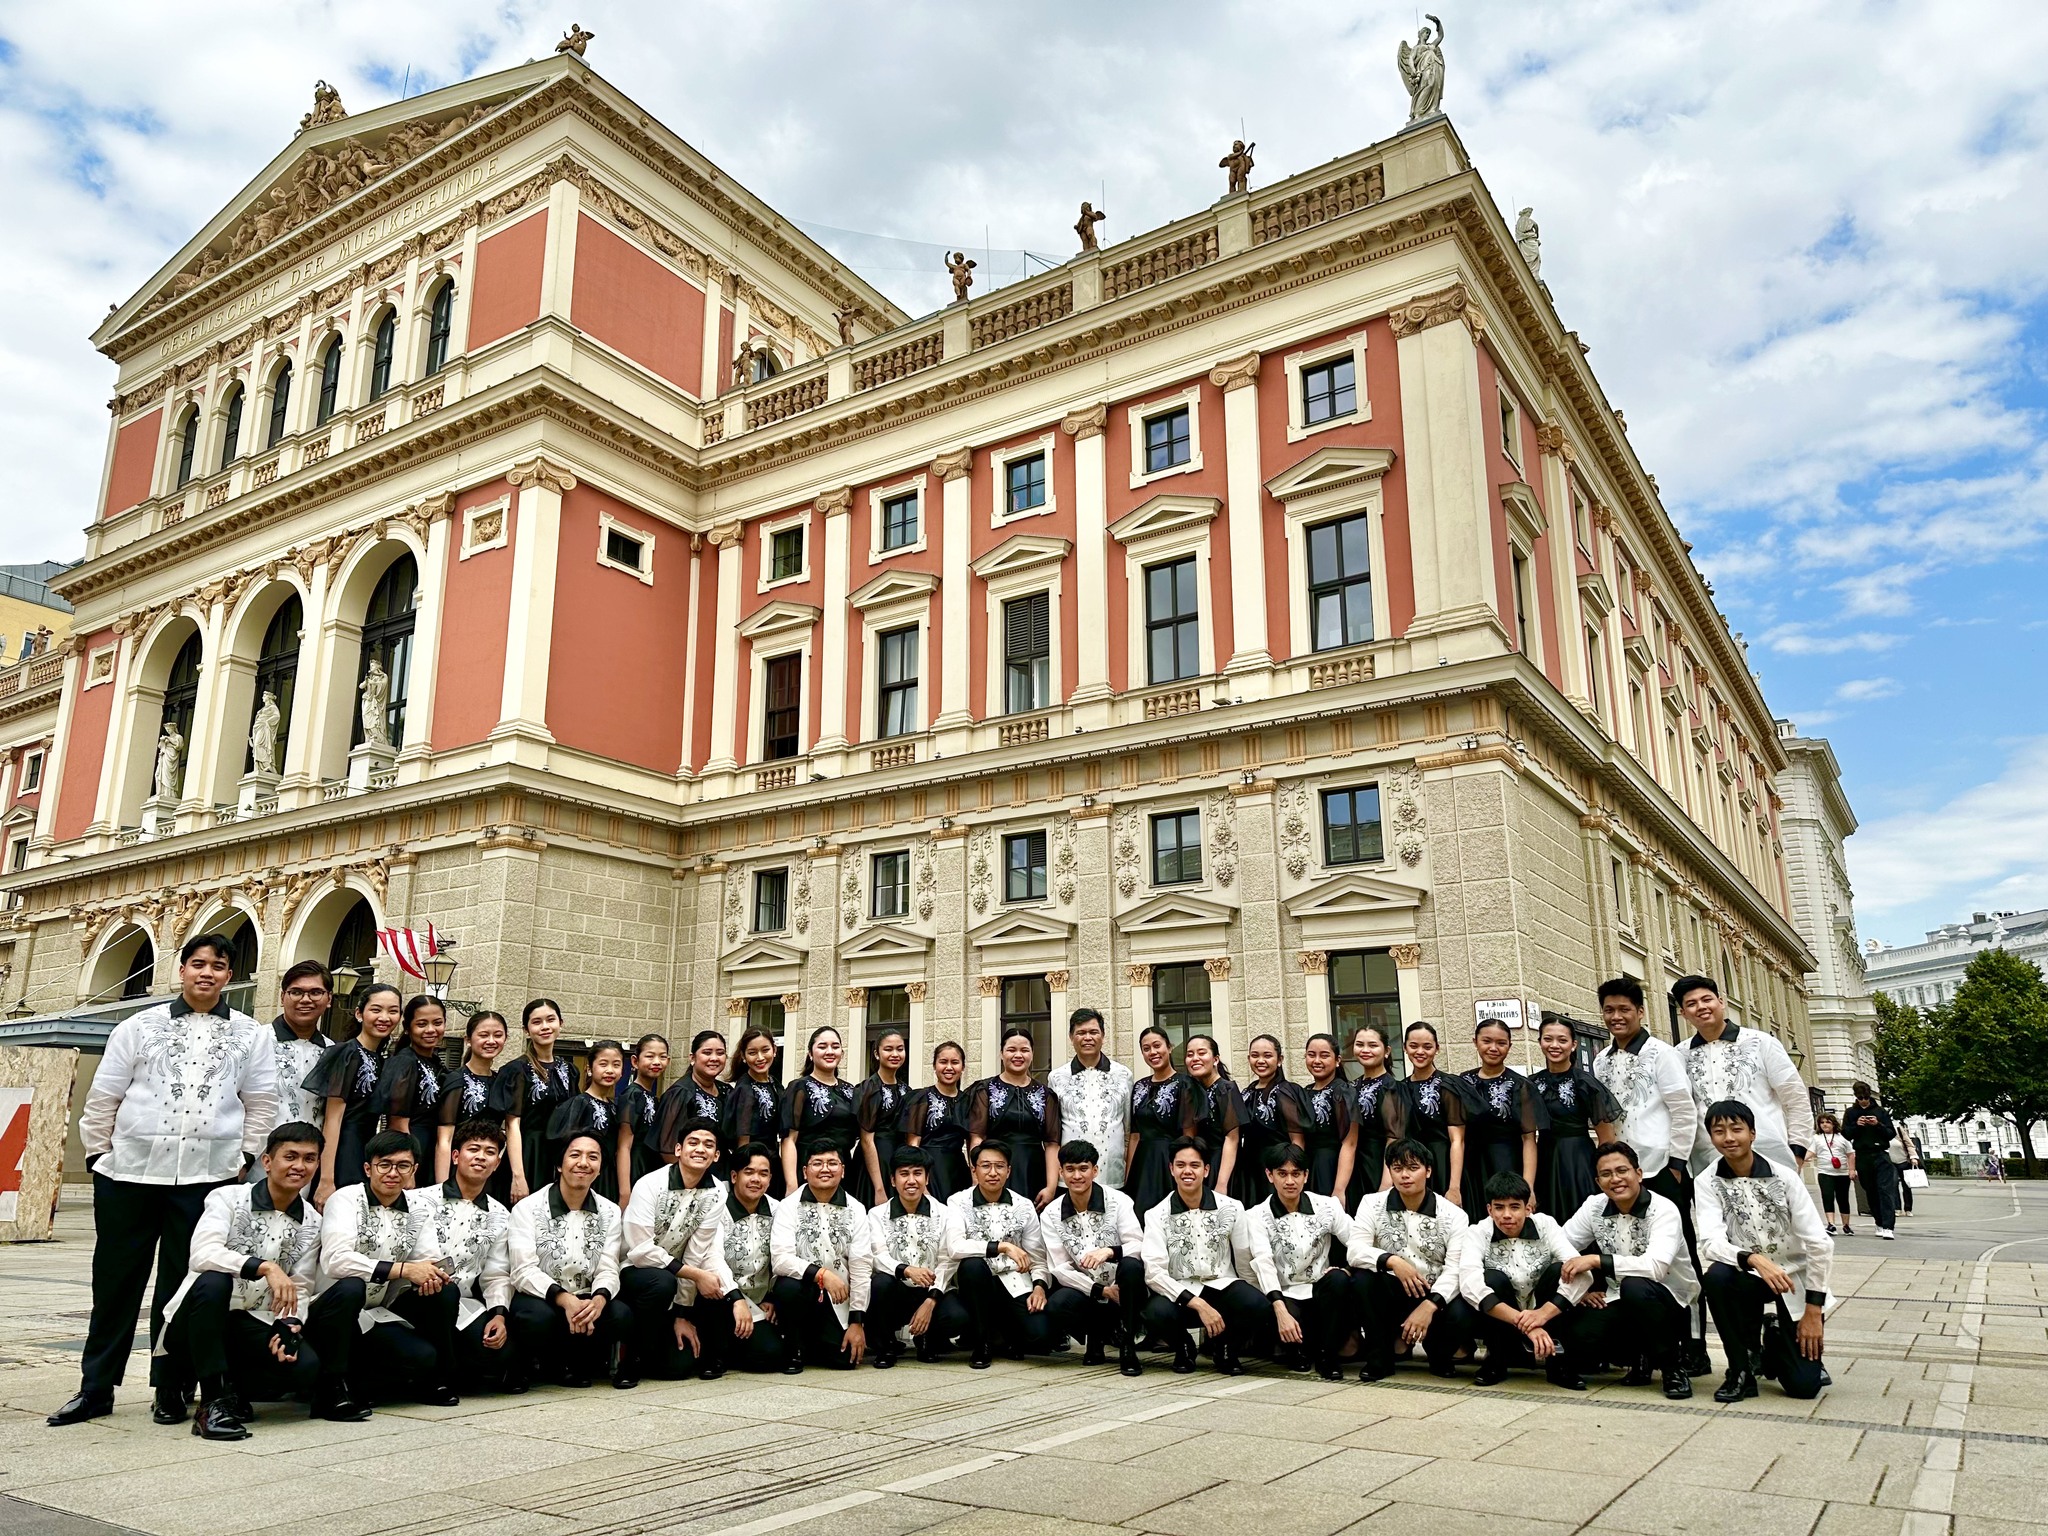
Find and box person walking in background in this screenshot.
[1844,1083,1903,1240]
[1892,1122,1921,1215]
[1813,1112,1857,1236]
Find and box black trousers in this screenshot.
[1645,1166,1707,1347]
[158,1273,331,1401]
[868,1273,970,1354]
[618,1266,709,1379]
[1582,1276,1687,1370]
[453,1311,519,1390]
[1268,1270,1357,1365]
[1043,1256,1147,1348]
[1137,1278,1268,1351]
[353,1286,460,1399]
[767,1276,862,1368]
[1473,1264,1593,1372]
[1351,1269,1472,1374]
[697,1292,790,1373]
[1700,1262,1825,1398]
[507,1290,631,1382]
[1817,1173,1854,1218]
[1896,1164,1914,1213]
[955,1258,1056,1355]
[82,1174,227,1393]
[1856,1155,1897,1229]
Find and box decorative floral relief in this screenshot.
[1208,790,1239,889]
[841,865,862,932]
[914,836,938,921]
[968,829,995,916]
[723,868,745,945]
[1051,817,1078,906]
[1278,781,1313,880]
[1112,807,1143,897]
[793,861,812,935]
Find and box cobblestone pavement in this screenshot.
[1,1180,2042,1536]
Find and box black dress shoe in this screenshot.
[1544,1360,1588,1392]
[699,1359,728,1381]
[47,1392,114,1427]
[969,1344,993,1370]
[1663,1368,1693,1400]
[611,1373,638,1391]
[870,1347,897,1370]
[217,1390,253,1424]
[914,1337,939,1364]
[781,1360,804,1375]
[419,1384,462,1407]
[1118,1345,1143,1378]
[1620,1360,1655,1387]
[191,1399,250,1442]
[1316,1360,1345,1382]
[562,1371,593,1389]
[1214,1344,1243,1377]
[1082,1340,1107,1367]
[1713,1368,1758,1404]
[504,1373,532,1395]
[1171,1340,1198,1375]
[1686,1339,1714,1376]
[1360,1363,1392,1382]
[152,1384,189,1425]
[1427,1359,1458,1379]
[311,1392,372,1422]
[1474,1359,1509,1387]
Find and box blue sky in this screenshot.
[1,0,2043,946]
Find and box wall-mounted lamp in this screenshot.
[940,817,954,830]
[1460,735,1481,751]
[1080,795,1096,808]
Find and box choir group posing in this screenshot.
[48,933,1838,1444]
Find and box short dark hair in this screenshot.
[1851,1080,1875,1100]
[1383,1138,1431,1170]
[280,959,332,992]
[1594,1140,1639,1171]
[1483,1171,1531,1203]
[889,1144,930,1172]
[803,1144,845,1168]
[1264,1142,1309,1173]
[1058,1139,1100,1167]
[730,1141,774,1171]
[1671,974,1719,1006]
[1167,1135,1208,1163]
[971,1140,1012,1166]
[1597,976,1645,1008]
[673,1116,722,1150]
[180,933,237,967]
[363,1129,416,1166]
[265,1120,323,1156]
[1705,1098,1755,1130]
[1068,1007,1105,1032]
[452,1118,506,1152]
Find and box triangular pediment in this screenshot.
[840,924,933,962]
[737,599,823,639]
[723,937,806,973]
[971,533,1072,581]
[1284,871,1424,920]
[1264,446,1398,503]
[1118,890,1235,933]
[1109,493,1219,547]
[1499,480,1546,549]
[967,907,1076,950]
[849,569,940,610]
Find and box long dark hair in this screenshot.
[583,1039,626,1101]
[1138,1023,1175,1075]
[729,1026,778,1082]
[1185,1033,1230,1081]
[464,1010,508,1070]
[522,997,565,1069]
[355,982,403,1052]
[801,1025,841,1078]
[399,993,447,1054]
[1248,1033,1288,1085]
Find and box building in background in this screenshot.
[0,564,69,895]
[1774,720,1873,1110]
[0,50,1815,1100]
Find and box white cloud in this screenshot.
[1761,626,1902,656]
[1834,677,1901,703]
[1852,737,2048,928]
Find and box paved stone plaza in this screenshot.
[1,1180,2043,1536]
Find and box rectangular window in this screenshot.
[1307,512,1373,651]
[1585,628,1603,715]
[1572,487,1590,550]
[746,996,786,1048]
[1145,557,1201,683]
[21,752,42,792]
[1003,830,1047,903]
[876,626,919,738]
[763,653,801,760]
[1321,785,1384,865]
[1143,406,1191,474]
[867,984,910,1034]
[1301,356,1357,425]
[753,868,789,932]
[6,837,26,873]
[1500,392,1521,464]
[1002,592,1050,713]
[770,526,805,581]
[1000,975,1053,1076]
[1151,810,1202,885]
[1329,950,1401,1044]
[604,528,645,572]
[1005,453,1046,515]
[871,850,910,919]
[1510,551,1532,654]
[1150,964,1212,1064]
[881,492,919,551]
[1630,680,1649,758]
[1611,858,1631,926]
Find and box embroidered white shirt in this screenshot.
[408,1181,513,1330]
[80,1000,277,1185]
[943,1188,1049,1298]
[509,1185,623,1300]
[1040,1185,1143,1296]
[1046,1057,1134,1187]
[623,1167,729,1306]
[1594,1031,1698,1176]
[1249,1191,1354,1300]
[1345,1189,1470,1303]
[1558,1188,1700,1307]
[158,1179,322,1340]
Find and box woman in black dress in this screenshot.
[305,981,402,1209]
[1532,1016,1620,1215]
[620,1032,672,1187]
[1455,1016,1544,1215]
[966,1028,1062,1205]
[654,1031,726,1176]
[1236,1033,1306,1205]
[852,1026,910,1208]
[1125,1025,1199,1216]
[1345,1022,1395,1209]
[781,1025,858,1192]
[905,1040,970,1200]
[1298,1033,1357,1200]
[1183,1034,1244,1197]
[379,993,449,1186]
[437,1009,507,1188]
[490,997,578,1203]
[1381,1021,1466,1203]
[723,1027,787,1195]
[547,1038,632,1203]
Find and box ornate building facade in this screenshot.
[0,53,1815,1086]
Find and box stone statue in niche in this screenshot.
[946,251,976,303]
[1074,201,1107,251]
[1516,207,1541,279]
[359,659,392,751]
[1399,17,1447,121]
[1219,140,1255,196]
[153,722,184,801]
[249,690,282,776]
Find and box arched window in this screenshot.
[247,594,302,774]
[368,311,397,401]
[219,385,245,468]
[315,337,343,425]
[354,555,417,750]
[265,361,293,449]
[174,409,199,488]
[158,632,204,800]
[424,281,455,377]
[749,348,782,384]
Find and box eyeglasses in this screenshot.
[283,988,332,1001]
[369,1158,417,1175]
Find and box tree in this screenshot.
[1907,950,2048,1175]
[1871,992,1931,1113]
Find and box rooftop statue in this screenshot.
[1075,201,1107,252]
[1398,16,1446,122]
[1219,140,1255,196]
[556,23,595,57]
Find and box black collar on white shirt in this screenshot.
[1688,1023,1742,1049]
[171,995,232,1020]
[1067,1056,1112,1075]
[1058,1185,1106,1219]
[443,1178,492,1210]
[271,1016,331,1047]
[250,1179,307,1221]
[800,1186,848,1207]
[1172,1190,1219,1214]
[1714,1154,1776,1181]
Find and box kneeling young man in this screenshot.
[1140,1137,1276,1375]
[867,1146,968,1365]
[407,1119,518,1394]
[696,1143,790,1375]
[1251,1144,1357,1380]
[508,1133,632,1388]
[1694,1099,1831,1402]
[946,1141,1053,1368]
[620,1118,729,1382]
[1455,1171,1595,1389]
[156,1122,340,1438]
[1558,1141,1698,1399]
[769,1146,872,1370]
[1040,1139,1146,1374]
[1348,1137,1473,1380]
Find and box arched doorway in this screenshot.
[291,883,381,1041]
[85,924,156,1005]
[355,556,417,751]
[248,594,302,774]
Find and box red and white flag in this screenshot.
[377,923,440,980]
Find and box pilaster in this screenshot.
[1210,354,1273,690]
[396,495,453,783]
[933,449,975,733]
[1062,405,1112,724]
[813,489,854,755]
[491,455,575,766]
[703,523,745,776]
